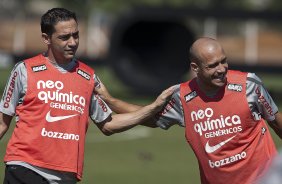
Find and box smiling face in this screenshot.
[190,38,228,93]
[43,19,79,64]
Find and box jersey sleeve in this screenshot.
[93,73,101,89]
[154,84,185,129]
[246,73,278,122]
[0,62,27,116]
[89,74,112,123]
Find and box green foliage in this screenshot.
[268,0,282,10]
[0,69,12,95]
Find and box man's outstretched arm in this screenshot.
[0,112,13,140]
[95,86,174,135]
[95,81,142,113]
[268,112,282,139]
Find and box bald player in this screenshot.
[96,37,282,184]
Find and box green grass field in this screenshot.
[0,66,281,184]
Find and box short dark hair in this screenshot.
[41,8,77,36]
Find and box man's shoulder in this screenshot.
[24,54,44,63]
[246,73,263,86]
[228,70,261,82]
[74,60,95,82]
[76,59,92,68]
[228,69,248,76]
[227,70,248,83]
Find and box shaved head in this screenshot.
[188,37,228,93]
[189,37,225,65]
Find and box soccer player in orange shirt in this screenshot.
[0,8,174,184]
[96,37,282,184]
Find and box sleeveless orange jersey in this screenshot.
[4,54,95,180]
[180,70,277,184]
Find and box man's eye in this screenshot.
[221,59,227,64]
[208,64,218,68]
[59,35,70,40]
[73,33,79,39]
[60,36,69,40]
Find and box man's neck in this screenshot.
[43,52,72,65]
[196,78,220,97]
[43,52,76,71]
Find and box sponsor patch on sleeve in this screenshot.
[227,83,243,92]
[155,98,176,119]
[77,69,90,80]
[184,91,197,102]
[3,71,18,108]
[32,64,47,72]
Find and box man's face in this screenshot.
[196,48,228,91]
[49,19,79,64]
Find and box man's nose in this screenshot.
[217,63,227,72]
[68,36,77,46]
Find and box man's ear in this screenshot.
[42,33,51,45]
[190,62,199,74]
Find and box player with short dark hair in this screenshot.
[0,7,174,184]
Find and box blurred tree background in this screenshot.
[57,0,282,12]
[1,0,282,17]
[0,0,281,95]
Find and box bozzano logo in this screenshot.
[4,71,18,108]
[41,128,79,141]
[209,151,247,168]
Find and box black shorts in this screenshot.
[3,165,49,184]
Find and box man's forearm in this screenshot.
[94,80,143,113]
[0,124,8,140]
[106,97,142,114]
[0,112,12,140]
[102,102,159,134]
[269,112,282,139]
[97,86,174,135]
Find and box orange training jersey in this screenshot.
[4,54,95,180]
[180,70,277,184]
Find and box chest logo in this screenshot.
[32,64,47,72]
[184,91,197,102]
[227,83,242,92]
[46,111,78,122]
[205,135,236,153]
[77,69,90,80]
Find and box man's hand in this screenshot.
[152,85,175,111]
[94,80,112,102]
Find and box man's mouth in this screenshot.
[65,50,76,54]
[214,73,226,82]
